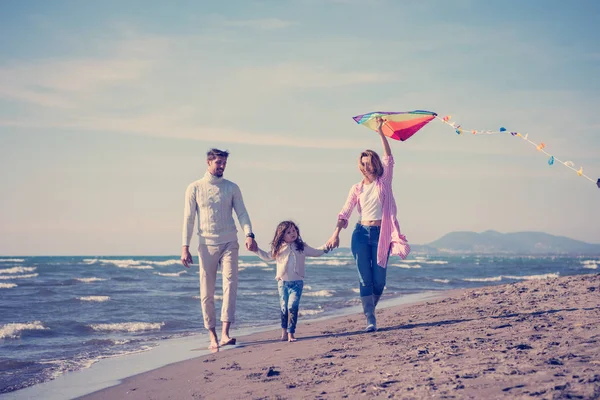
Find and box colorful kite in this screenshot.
[353,110,598,189]
[353,110,437,141]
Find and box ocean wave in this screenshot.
[463,276,503,282]
[39,343,157,382]
[88,322,165,333]
[74,277,107,283]
[303,290,334,297]
[392,263,422,269]
[83,259,154,270]
[0,273,38,280]
[153,271,187,277]
[192,295,222,300]
[424,260,449,265]
[463,273,559,283]
[299,308,324,317]
[0,258,25,262]
[581,260,598,269]
[351,288,360,293]
[0,282,17,288]
[504,273,559,281]
[307,259,352,266]
[0,266,36,274]
[146,260,180,266]
[304,284,312,290]
[78,296,110,302]
[0,321,47,339]
[433,278,450,284]
[241,291,278,296]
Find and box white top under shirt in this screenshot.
[359,181,382,221]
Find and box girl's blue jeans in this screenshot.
[278,280,304,333]
[351,224,388,297]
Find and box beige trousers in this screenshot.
[197,241,239,329]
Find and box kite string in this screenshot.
[434,116,596,184]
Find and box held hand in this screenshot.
[337,219,348,229]
[376,116,385,130]
[181,248,193,268]
[246,237,257,252]
[325,235,340,250]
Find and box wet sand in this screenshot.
[81,273,600,399]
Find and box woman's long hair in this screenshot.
[271,220,304,258]
[358,149,384,178]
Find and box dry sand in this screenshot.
[81,273,600,399]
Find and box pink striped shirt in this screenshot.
[337,155,410,268]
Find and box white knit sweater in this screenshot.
[182,172,252,246]
[255,242,326,281]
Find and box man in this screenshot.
[181,148,257,350]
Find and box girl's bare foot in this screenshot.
[288,333,297,342]
[280,329,288,341]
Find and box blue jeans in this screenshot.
[278,280,304,333]
[351,224,388,297]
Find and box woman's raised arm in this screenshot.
[377,117,392,157]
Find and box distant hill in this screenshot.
[413,230,600,255]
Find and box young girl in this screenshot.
[253,220,330,342]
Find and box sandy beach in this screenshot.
[81,273,600,399]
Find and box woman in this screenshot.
[326,117,410,332]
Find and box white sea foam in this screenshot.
[0,266,36,274]
[145,260,180,266]
[351,288,360,293]
[307,259,352,266]
[0,258,25,262]
[0,321,47,339]
[153,271,187,277]
[581,260,598,269]
[504,273,559,281]
[299,309,324,316]
[304,290,334,297]
[84,259,153,270]
[304,285,312,290]
[243,291,278,296]
[433,279,450,284]
[0,273,38,280]
[0,283,17,288]
[392,263,422,269]
[192,295,223,300]
[74,277,107,283]
[78,296,110,302]
[463,273,559,283]
[88,322,165,332]
[463,276,503,282]
[400,259,447,265]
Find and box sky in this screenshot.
[0,0,599,256]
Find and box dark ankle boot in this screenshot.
[360,296,377,332]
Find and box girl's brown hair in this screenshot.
[271,221,304,258]
[358,149,384,178]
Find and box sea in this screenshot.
[1,252,598,397]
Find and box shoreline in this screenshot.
[4,291,443,400]
[80,273,600,399]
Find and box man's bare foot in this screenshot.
[219,335,236,346]
[288,333,297,342]
[208,329,219,350]
[280,329,288,341]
